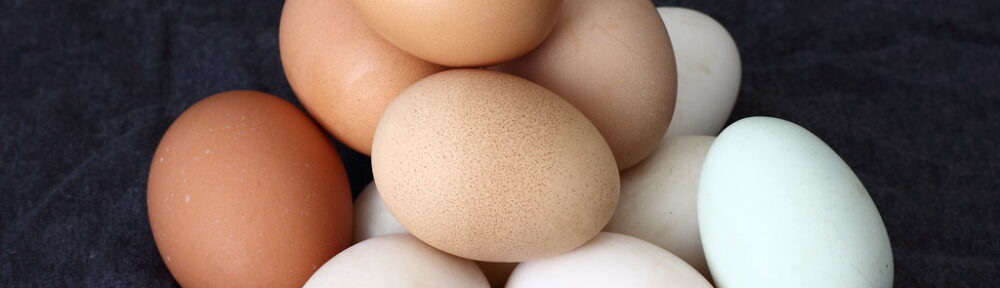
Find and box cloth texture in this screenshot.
[1,0,997,286]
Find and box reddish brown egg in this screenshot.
[147,90,353,288]
[279,0,444,155]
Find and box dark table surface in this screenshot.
[2,0,998,287]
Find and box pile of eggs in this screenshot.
[146,0,894,287]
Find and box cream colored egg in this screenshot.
[659,7,741,137]
[352,181,518,287]
[304,234,489,287]
[371,69,619,262]
[353,182,406,243]
[507,232,713,288]
[496,0,677,170]
[604,135,714,278]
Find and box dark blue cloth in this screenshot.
[1,0,997,286]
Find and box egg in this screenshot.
[371,69,619,262]
[353,181,517,287]
[279,0,444,155]
[353,182,405,243]
[495,0,676,170]
[507,232,713,287]
[304,234,490,287]
[699,117,894,287]
[659,7,741,137]
[350,0,562,67]
[604,135,714,278]
[147,91,353,288]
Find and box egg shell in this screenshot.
[660,7,741,137]
[304,234,490,287]
[279,0,444,155]
[147,90,353,288]
[604,135,714,278]
[353,181,517,287]
[699,117,894,287]
[507,232,713,288]
[371,69,620,262]
[495,0,677,170]
[350,0,562,67]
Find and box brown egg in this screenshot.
[350,0,562,67]
[279,0,444,155]
[495,0,677,170]
[147,91,353,288]
[477,262,519,288]
[371,69,620,262]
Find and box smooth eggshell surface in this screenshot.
[147,91,353,288]
[659,7,741,137]
[350,0,562,67]
[279,0,444,155]
[304,234,490,288]
[699,117,893,287]
[352,181,517,287]
[604,135,714,278]
[507,232,713,288]
[496,0,677,170]
[371,69,620,262]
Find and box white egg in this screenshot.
[604,135,713,278]
[699,117,893,287]
[304,234,490,287]
[659,7,741,137]
[507,232,713,288]
[353,182,406,243]
[352,182,517,287]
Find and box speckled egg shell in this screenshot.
[371,69,620,262]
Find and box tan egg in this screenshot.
[304,234,490,287]
[604,135,714,278]
[279,0,444,155]
[350,0,562,67]
[353,181,517,287]
[495,0,677,170]
[147,91,353,288]
[371,69,619,262]
[507,232,713,288]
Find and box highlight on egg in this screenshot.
[147,90,353,288]
[371,69,620,263]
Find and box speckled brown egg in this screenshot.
[495,0,677,170]
[350,0,563,67]
[147,90,353,288]
[279,0,444,155]
[371,69,620,263]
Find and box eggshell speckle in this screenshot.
[604,135,714,278]
[496,0,677,170]
[371,69,620,262]
[279,0,444,155]
[699,117,893,287]
[659,7,741,137]
[304,234,489,288]
[350,0,562,67]
[507,232,713,288]
[147,90,353,288]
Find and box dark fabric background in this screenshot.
[1,0,997,287]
